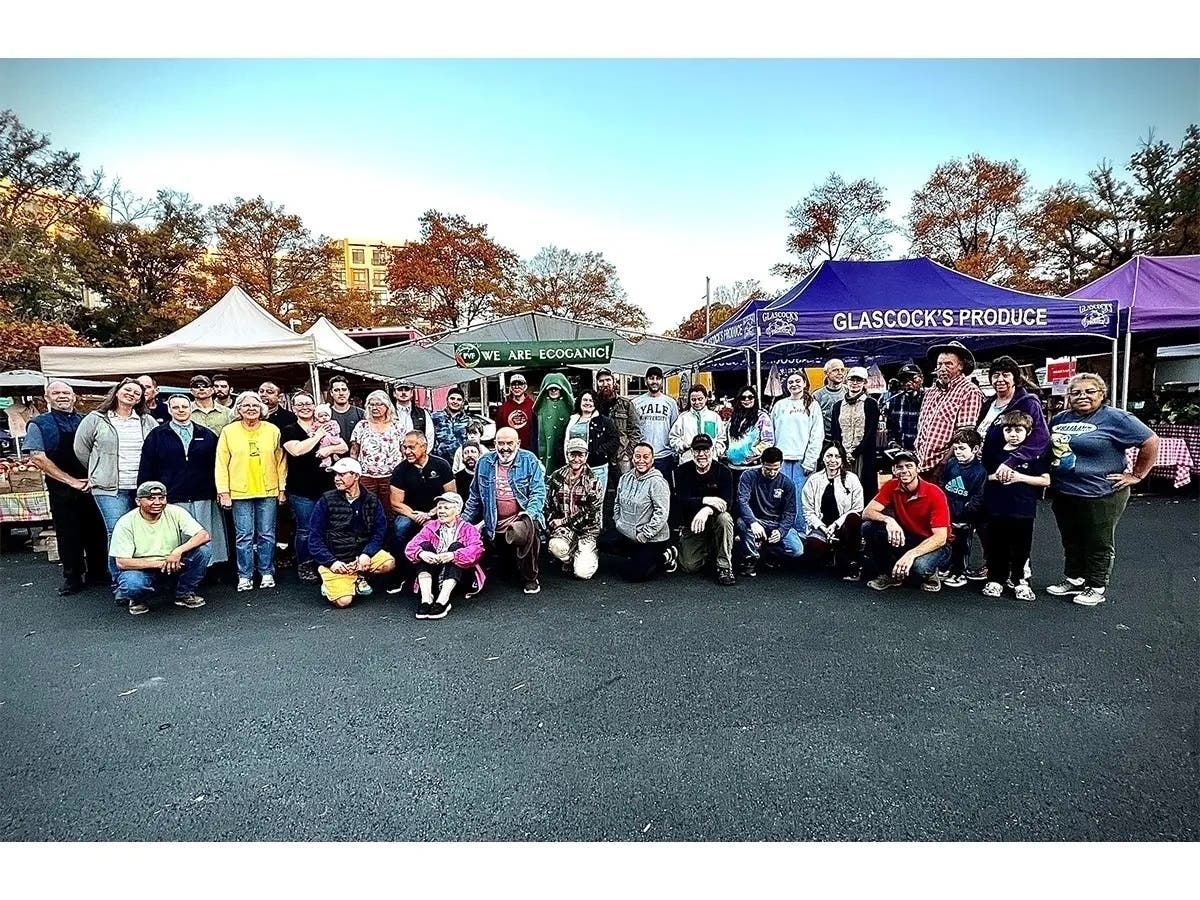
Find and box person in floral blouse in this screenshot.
[349,390,405,524]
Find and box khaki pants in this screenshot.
[678,511,734,573]
[547,528,599,579]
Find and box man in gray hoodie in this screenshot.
[611,442,677,581]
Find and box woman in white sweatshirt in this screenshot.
[770,370,825,526]
[801,442,865,580]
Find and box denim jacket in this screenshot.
[463,449,547,537]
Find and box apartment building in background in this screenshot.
[332,238,402,304]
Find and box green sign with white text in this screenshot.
[454,339,613,369]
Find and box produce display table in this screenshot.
[1126,438,1195,489]
[0,489,53,552]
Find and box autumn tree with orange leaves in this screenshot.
[773,174,893,280]
[386,210,519,332]
[0,298,90,369]
[496,245,648,329]
[668,279,766,340]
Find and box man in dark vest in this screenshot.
[307,457,396,608]
[24,381,110,595]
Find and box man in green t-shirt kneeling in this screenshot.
[110,481,213,616]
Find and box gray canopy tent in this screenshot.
[330,313,723,386]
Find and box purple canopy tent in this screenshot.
[1068,255,1200,406]
[705,258,1119,398]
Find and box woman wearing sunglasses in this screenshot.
[1046,373,1159,608]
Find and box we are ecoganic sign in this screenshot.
[454,339,614,369]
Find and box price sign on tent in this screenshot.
[454,339,613,369]
[1046,356,1077,383]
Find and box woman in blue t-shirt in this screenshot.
[1046,373,1159,607]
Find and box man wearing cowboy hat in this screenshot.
[915,340,984,480]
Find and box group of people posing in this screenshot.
[23,340,1160,619]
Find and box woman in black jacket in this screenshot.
[829,366,879,497]
[563,390,619,494]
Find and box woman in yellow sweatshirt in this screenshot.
[216,390,288,591]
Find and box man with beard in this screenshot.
[595,368,641,477]
[545,438,604,580]
[497,374,537,452]
[24,381,110,595]
[464,427,546,594]
[915,341,984,481]
[390,380,435,445]
[189,374,234,435]
[633,365,680,480]
[862,448,952,594]
[811,358,847,434]
[258,381,298,429]
[212,374,234,409]
[327,375,365,441]
[455,440,483,500]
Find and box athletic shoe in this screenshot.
[354,577,373,596]
[259,574,276,589]
[663,546,679,574]
[936,569,950,580]
[921,576,942,593]
[296,563,320,584]
[173,594,206,609]
[867,575,900,591]
[942,574,968,588]
[841,567,861,583]
[1046,578,1085,597]
[236,577,254,592]
[716,567,736,586]
[1073,586,1107,607]
[385,582,406,595]
[415,601,434,619]
[965,567,988,582]
[981,581,1004,598]
[127,602,149,615]
[427,600,451,619]
[738,560,757,578]
[524,579,541,594]
[1013,581,1036,602]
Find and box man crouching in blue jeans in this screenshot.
[110,481,212,615]
[862,448,951,594]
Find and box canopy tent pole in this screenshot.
[743,348,752,388]
[1120,326,1132,411]
[755,322,763,400]
[309,363,321,399]
[1111,334,1120,409]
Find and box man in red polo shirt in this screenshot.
[862,447,952,593]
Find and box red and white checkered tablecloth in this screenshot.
[1125,438,1194,488]
[0,490,52,523]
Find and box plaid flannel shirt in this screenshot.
[915,376,984,472]
[885,388,925,451]
[546,464,604,538]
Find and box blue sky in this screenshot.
[2,59,1196,329]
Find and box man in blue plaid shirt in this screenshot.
[885,364,926,451]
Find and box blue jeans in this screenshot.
[393,515,420,554]
[94,490,137,583]
[735,518,804,561]
[289,494,317,567]
[780,461,808,529]
[652,456,676,483]
[231,498,277,579]
[862,519,951,582]
[116,544,213,604]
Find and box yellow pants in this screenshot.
[318,550,396,606]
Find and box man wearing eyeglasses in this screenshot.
[812,358,848,434]
[633,365,680,480]
[672,434,736,586]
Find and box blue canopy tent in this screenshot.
[704,258,1120,396]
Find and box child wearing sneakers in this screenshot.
[981,410,1050,601]
[940,428,986,588]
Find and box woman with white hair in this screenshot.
[349,389,405,522]
[215,390,289,591]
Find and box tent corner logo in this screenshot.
[1079,304,1111,329]
[455,343,482,368]
[762,312,798,337]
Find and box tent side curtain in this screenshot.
[333,312,721,387]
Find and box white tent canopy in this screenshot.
[332,312,722,387]
[39,286,320,377]
[304,316,367,361]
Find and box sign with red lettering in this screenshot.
[1046,356,1077,382]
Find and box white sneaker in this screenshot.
[1047,577,1085,597]
[1073,586,1107,607]
[981,581,1004,598]
[1013,581,1036,602]
[259,574,276,589]
[237,577,254,592]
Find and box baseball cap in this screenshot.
[565,438,588,455]
[690,434,714,451]
[394,380,414,390]
[847,366,869,381]
[898,364,922,381]
[330,458,363,475]
[136,481,168,499]
[435,492,464,511]
[596,368,614,379]
[509,373,527,385]
[190,375,212,387]
[645,366,664,379]
[885,447,919,467]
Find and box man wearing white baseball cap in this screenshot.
[307,457,396,608]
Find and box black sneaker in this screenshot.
[739,560,757,578]
[523,580,541,594]
[57,581,85,596]
[296,562,320,584]
[427,600,451,619]
[663,547,679,574]
[965,567,988,582]
[415,602,434,619]
[716,567,736,586]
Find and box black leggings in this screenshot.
[983,516,1034,584]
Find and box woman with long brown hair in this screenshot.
[769,369,825,529]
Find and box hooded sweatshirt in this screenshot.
[613,466,671,544]
[533,373,575,471]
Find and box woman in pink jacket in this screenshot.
[404,491,485,620]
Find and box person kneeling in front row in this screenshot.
[307,458,396,608]
[110,481,212,616]
[405,492,486,620]
[862,448,951,593]
[545,438,603,580]
[735,446,804,577]
[612,442,677,581]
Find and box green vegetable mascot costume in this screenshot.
[534,372,575,472]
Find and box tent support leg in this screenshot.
[1110,338,1120,409]
[1120,328,1132,411]
[755,348,762,400]
[309,364,321,399]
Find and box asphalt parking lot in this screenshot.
[1,495,1197,841]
